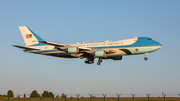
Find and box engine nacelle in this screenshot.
[112,56,122,60]
[95,50,106,57]
[68,47,79,53]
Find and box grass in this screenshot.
[0,97,180,101]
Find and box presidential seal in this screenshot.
[135,48,139,52]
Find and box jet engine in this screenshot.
[68,47,79,53]
[95,50,106,57]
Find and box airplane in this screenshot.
[12,26,162,65]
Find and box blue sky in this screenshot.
[0,0,180,97]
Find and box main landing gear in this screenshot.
[85,57,94,64]
[85,57,102,65]
[97,58,102,65]
[144,53,148,60]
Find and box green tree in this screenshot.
[30,90,39,98]
[61,93,66,98]
[24,94,26,98]
[49,92,53,98]
[42,91,54,98]
[42,91,48,98]
[55,95,59,98]
[7,90,14,97]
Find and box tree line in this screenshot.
[0,90,66,98]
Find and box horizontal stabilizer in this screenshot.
[12,45,40,50]
[39,41,65,47]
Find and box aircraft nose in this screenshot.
[156,41,162,49]
[154,40,162,46]
[157,42,162,47]
[159,42,162,47]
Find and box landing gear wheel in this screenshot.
[85,57,95,64]
[80,56,83,59]
[144,53,148,61]
[97,62,101,65]
[98,58,102,62]
[85,61,88,63]
[89,61,94,64]
[144,57,148,60]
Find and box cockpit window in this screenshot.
[148,38,152,40]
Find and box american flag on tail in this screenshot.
[26,34,32,38]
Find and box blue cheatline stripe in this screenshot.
[29,46,156,54]
[30,46,160,55]
[30,49,59,54]
[88,45,156,50]
[120,49,132,55]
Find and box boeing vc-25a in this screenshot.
[13,26,162,65]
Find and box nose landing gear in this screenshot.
[144,53,148,60]
[144,57,148,60]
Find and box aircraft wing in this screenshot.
[12,45,40,50]
[104,50,117,53]
[78,47,91,51]
[39,41,115,55]
[39,41,65,47]
[39,41,91,51]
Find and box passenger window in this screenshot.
[148,38,152,40]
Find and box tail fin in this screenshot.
[19,26,44,46]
